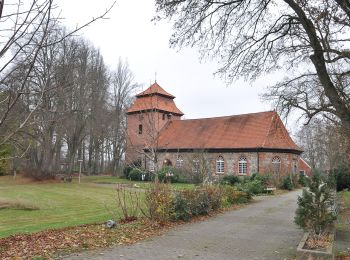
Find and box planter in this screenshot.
[296,230,335,260]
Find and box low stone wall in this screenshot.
[296,232,335,260]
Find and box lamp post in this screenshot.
[78,159,83,184]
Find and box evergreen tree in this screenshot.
[295,172,335,235]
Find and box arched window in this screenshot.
[192,158,199,173]
[272,157,281,173]
[176,156,184,168]
[238,157,247,175]
[138,124,143,134]
[149,160,155,172]
[216,156,225,174]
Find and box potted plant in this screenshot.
[295,172,337,260]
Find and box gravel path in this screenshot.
[64,190,303,260]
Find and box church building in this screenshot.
[126,82,311,179]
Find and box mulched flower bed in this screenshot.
[304,233,332,251]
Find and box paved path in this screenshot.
[64,190,303,260]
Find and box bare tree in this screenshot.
[0,0,114,152]
[109,59,138,175]
[297,118,349,171]
[154,0,350,136]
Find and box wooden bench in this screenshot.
[265,187,277,194]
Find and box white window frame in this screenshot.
[192,158,199,173]
[272,156,281,173]
[149,160,155,172]
[176,155,184,168]
[238,157,247,175]
[216,156,225,174]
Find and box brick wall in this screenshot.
[153,151,300,178]
[125,111,181,163]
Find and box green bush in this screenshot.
[280,175,294,190]
[330,164,350,191]
[236,178,265,195]
[295,172,336,235]
[128,168,144,181]
[123,159,142,179]
[144,184,251,223]
[203,185,223,211]
[250,173,272,186]
[158,166,188,183]
[298,173,308,187]
[190,190,211,216]
[173,186,226,218]
[220,175,240,185]
[172,192,191,221]
[222,185,251,205]
[145,183,174,223]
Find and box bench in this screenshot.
[265,187,277,194]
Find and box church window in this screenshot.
[216,156,225,174]
[176,156,184,168]
[138,124,143,134]
[192,158,199,173]
[149,160,155,172]
[238,157,247,175]
[272,156,281,173]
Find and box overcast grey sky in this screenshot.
[58,0,280,118]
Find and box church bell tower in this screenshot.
[125,82,184,163]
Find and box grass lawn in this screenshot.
[0,175,145,238]
[0,175,195,238]
[341,191,350,209]
[82,175,196,190]
[335,191,350,259]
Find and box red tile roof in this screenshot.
[157,111,302,151]
[136,82,175,99]
[127,94,184,116]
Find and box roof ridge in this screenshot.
[136,82,175,98]
[262,111,276,147]
[179,110,275,122]
[275,114,302,150]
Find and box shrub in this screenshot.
[220,175,240,186]
[190,190,211,216]
[295,172,336,235]
[128,168,143,181]
[172,192,191,221]
[177,187,223,217]
[203,185,223,210]
[330,164,350,191]
[123,159,142,179]
[298,173,308,187]
[236,178,265,195]
[222,185,251,205]
[280,175,294,190]
[158,166,188,183]
[145,183,174,223]
[250,173,272,186]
